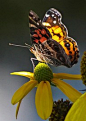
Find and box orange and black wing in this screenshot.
[29,10,71,67]
[29,10,51,45]
[42,8,80,66]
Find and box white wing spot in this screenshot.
[37,22,39,25]
[54,16,56,19]
[53,20,56,24]
[45,14,50,17]
[52,14,54,17]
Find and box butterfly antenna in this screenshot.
[9,43,37,71]
[9,43,31,49]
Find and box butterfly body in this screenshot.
[29,8,79,68]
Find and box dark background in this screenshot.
[0,0,86,121]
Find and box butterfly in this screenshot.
[29,8,79,68]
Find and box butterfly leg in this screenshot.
[31,58,38,71]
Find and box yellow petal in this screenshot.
[65,93,86,121]
[16,100,22,119]
[35,81,53,120]
[10,71,34,79]
[53,73,81,80]
[11,80,38,105]
[52,78,82,102]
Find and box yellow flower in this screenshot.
[64,51,86,121]
[11,63,82,120]
[81,51,86,85]
[65,92,86,121]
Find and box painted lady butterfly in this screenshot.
[29,8,79,68]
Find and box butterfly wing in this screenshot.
[42,8,68,42]
[29,10,51,44]
[41,38,72,67]
[42,8,80,66]
[29,10,71,67]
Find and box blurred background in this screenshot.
[0,0,86,121]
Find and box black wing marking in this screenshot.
[42,8,62,26]
[29,10,51,44]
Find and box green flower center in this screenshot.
[81,51,86,85]
[34,63,53,83]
